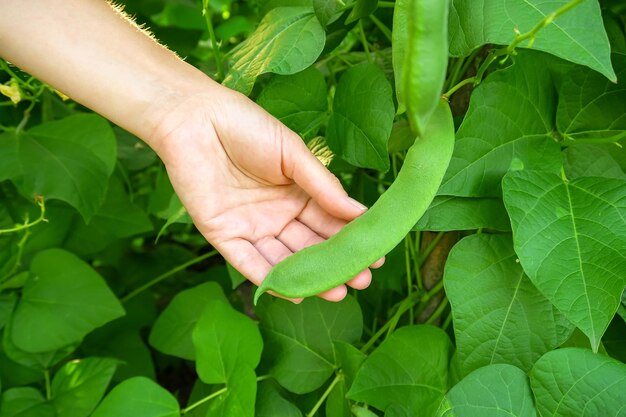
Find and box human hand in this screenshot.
[150,83,383,302]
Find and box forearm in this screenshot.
[0,0,218,143]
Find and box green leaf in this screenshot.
[327,63,395,172]
[564,144,626,180]
[530,348,626,417]
[0,387,55,417]
[0,133,20,183]
[414,197,511,232]
[326,375,351,417]
[439,52,562,197]
[51,357,119,417]
[384,404,411,417]
[257,296,363,394]
[556,54,626,139]
[333,340,366,388]
[15,114,116,221]
[115,127,156,172]
[205,366,256,417]
[255,382,302,417]
[3,321,76,370]
[151,1,204,30]
[223,7,325,95]
[345,0,377,24]
[503,171,626,351]
[10,248,125,352]
[445,234,573,375]
[313,0,341,26]
[64,177,153,255]
[347,325,452,416]
[438,364,536,417]
[448,0,615,81]
[91,377,180,417]
[149,282,228,360]
[192,301,263,384]
[257,67,327,135]
[0,293,16,331]
[226,263,247,289]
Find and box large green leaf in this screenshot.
[414,197,511,231]
[445,234,573,375]
[564,144,626,180]
[530,348,626,417]
[51,357,119,417]
[257,296,362,394]
[149,282,228,360]
[255,382,302,417]
[3,321,76,370]
[10,248,125,352]
[437,364,536,417]
[347,325,452,417]
[192,301,263,385]
[64,177,153,255]
[91,377,179,417]
[556,54,626,140]
[256,67,327,135]
[223,7,325,95]
[205,366,256,417]
[503,171,626,351]
[449,0,615,81]
[8,114,116,221]
[0,387,55,417]
[326,63,395,172]
[0,293,16,331]
[439,52,562,197]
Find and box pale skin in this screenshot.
[0,0,383,302]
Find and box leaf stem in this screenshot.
[0,198,46,236]
[358,21,373,63]
[404,234,413,323]
[443,76,476,99]
[44,369,51,400]
[369,15,392,43]
[306,373,342,417]
[417,231,445,266]
[424,297,448,325]
[378,1,395,7]
[121,250,219,303]
[202,1,225,81]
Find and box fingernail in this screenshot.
[347,197,367,212]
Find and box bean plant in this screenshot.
[0,0,625,416]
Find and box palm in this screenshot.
[153,89,375,301]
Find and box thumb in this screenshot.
[282,132,367,221]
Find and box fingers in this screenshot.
[281,133,366,221]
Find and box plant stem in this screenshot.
[202,1,224,81]
[444,76,476,99]
[404,234,413,323]
[121,250,219,302]
[306,373,342,417]
[369,15,392,43]
[425,297,448,325]
[358,21,372,63]
[417,231,445,266]
[44,369,51,400]
[378,1,395,7]
[0,198,46,235]
[181,375,271,415]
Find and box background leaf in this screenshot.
[530,348,626,417]
[192,300,263,384]
[91,377,180,417]
[326,63,395,171]
[255,382,302,417]
[503,171,626,351]
[438,364,536,417]
[256,67,327,135]
[415,197,511,231]
[347,325,452,417]
[10,249,124,352]
[14,114,116,221]
[223,7,325,95]
[439,52,562,197]
[445,234,573,375]
[0,387,55,417]
[448,0,615,81]
[205,365,256,417]
[257,296,362,394]
[51,357,119,417]
[149,282,228,360]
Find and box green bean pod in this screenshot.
[254,100,455,303]
[402,0,449,136]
